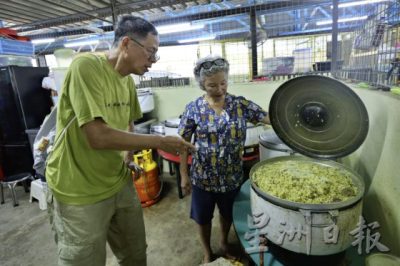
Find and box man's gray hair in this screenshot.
[113,15,158,47]
[193,55,229,90]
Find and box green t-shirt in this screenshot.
[46,53,142,205]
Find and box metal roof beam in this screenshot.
[90,0,110,7]
[0,2,56,19]
[56,0,102,10]
[10,0,197,32]
[40,0,113,24]
[83,0,109,8]
[7,1,113,31]
[0,11,37,24]
[10,0,75,15]
[5,0,69,18]
[153,1,330,26]
[0,14,30,24]
[25,0,330,39]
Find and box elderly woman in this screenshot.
[178,55,270,263]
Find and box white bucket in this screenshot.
[137,88,154,114]
[53,67,68,92]
[164,118,180,137]
[54,48,74,67]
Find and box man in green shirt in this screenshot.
[46,15,194,266]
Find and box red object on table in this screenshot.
[0,28,17,36]
[157,149,192,164]
[242,153,259,162]
[0,28,30,41]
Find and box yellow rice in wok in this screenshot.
[252,160,357,204]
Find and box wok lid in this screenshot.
[269,75,369,159]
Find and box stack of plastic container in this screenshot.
[52,48,74,91]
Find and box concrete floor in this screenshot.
[0,175,250,266]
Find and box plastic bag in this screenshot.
[33,106,57,178]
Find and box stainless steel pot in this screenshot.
[150,123,165,135]
[259,128,297,160]
[164,118,180,136]
[251,76,368,256]
[249,156,365,255]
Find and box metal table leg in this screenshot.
[0,184,4,204]
[169,161,175,176]
[174,163,183,199]
[8,183,19,207]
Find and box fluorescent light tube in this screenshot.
[316,16,368,26]
[31,38,55,44]
[64,40,99,48]
[157,23,203,34]
[178,35,216,43]
[335,0,388,8]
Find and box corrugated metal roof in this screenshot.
[0,0,293,43]
[0,0,220,35]
[0,0,383,55]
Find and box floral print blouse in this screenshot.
[178,93,267,193]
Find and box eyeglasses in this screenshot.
[199,58,227,70]
[129,37,160,62]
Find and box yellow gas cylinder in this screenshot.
[132,149,161,207]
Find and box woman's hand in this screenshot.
[263,114,271,125]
